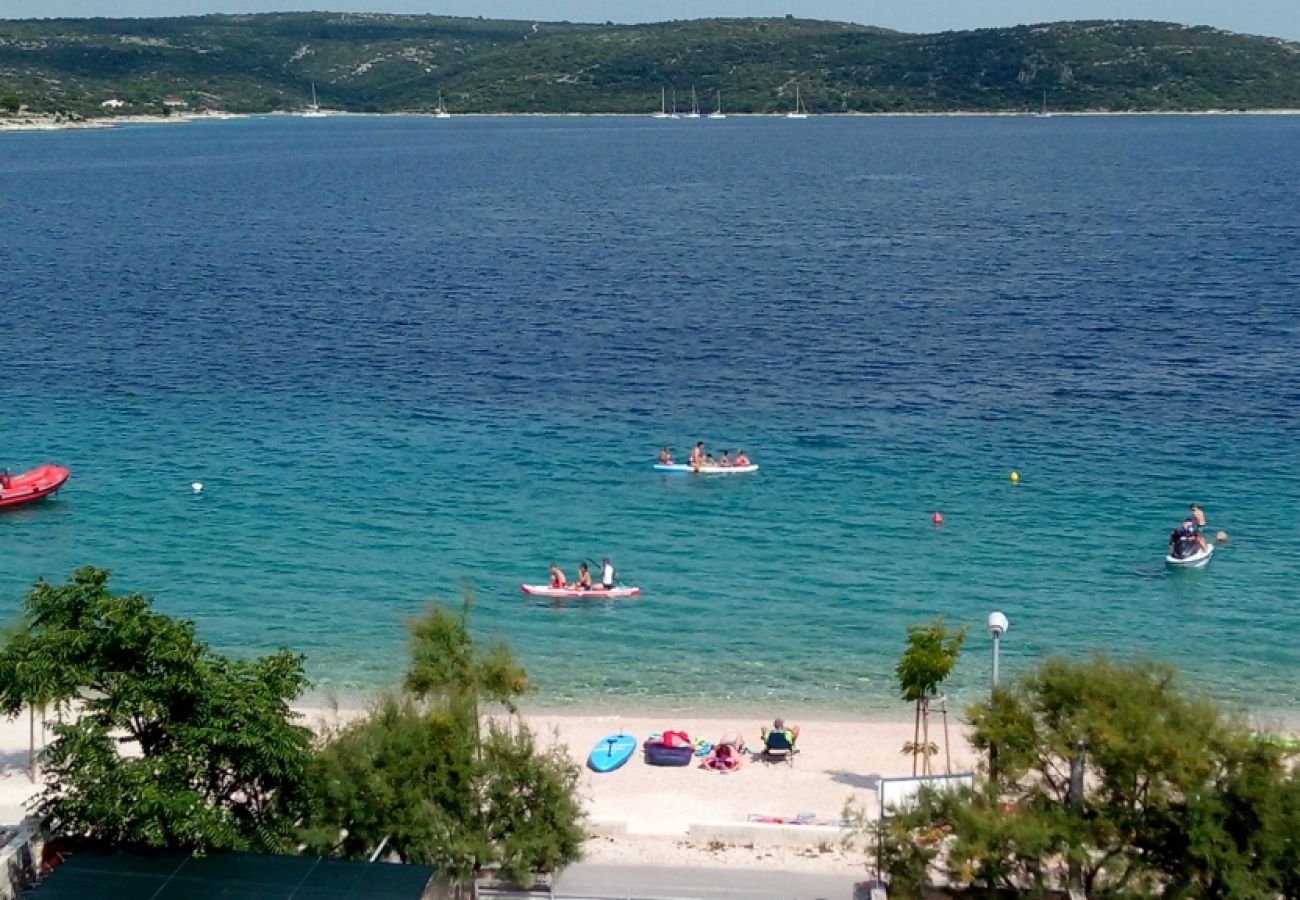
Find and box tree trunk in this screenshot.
[920,697,931,776]
[912,700,921,776]
[941,698,952,775]
[28,705,36,783]
[1068,742,1086,899]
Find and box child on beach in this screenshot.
[575,562,593,590]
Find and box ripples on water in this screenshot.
[2,115,1298,715]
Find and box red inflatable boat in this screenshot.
[0,464,70,509]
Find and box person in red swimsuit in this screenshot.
[549,563,566,589]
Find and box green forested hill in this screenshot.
[2,13,1299,116]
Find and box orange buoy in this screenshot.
[932,511,944,525]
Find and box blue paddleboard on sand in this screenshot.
[589,733,637,773]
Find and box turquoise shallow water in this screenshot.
[2,115,1298,716]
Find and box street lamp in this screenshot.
[986,611,1010,783]
[987,612,1009,691]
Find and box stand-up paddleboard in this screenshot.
[520,584,641,599]
[653,463,758,475]
[1166,542,1213,567]
[588,733,637,773]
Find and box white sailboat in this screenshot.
[434,90,451,119]
[684,85,701,118]
[786,83,808,119]
[653,87,673,119]
[708,89,726,119]
[1034,90,1052,118]
[303,82,325,117]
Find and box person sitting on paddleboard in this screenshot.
[600,557,616,589]
[689,442,705,468]
[575,562,593,591]
[659,446,673,465]
[718,450,730,466]
[549,563,567,589]
[733,450,750,466]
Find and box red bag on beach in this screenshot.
[661,730,690,748]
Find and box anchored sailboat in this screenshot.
[303,82,325,117]
[786,83,808,119]
[434,90,451,118]
[708,89,726,119]
[684,85,701,119]
[653,87,677,119]
[1034,90,1053,118]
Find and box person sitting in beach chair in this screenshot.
[759,718,799,765]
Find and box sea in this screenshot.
[3,114,1298,718]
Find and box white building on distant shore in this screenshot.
[100,98,126,109]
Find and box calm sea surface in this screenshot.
[3,115,1298,716]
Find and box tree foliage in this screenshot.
[304,598,582,885]
[0,566,313,853]
[896,618,967,776]
[869,655,1300,898]
[2,15,1300,117]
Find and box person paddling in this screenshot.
[600,557,617,589]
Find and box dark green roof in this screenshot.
[28,852,435,900]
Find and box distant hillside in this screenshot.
[2,13,1299,116]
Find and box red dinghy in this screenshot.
[0,465,70,509]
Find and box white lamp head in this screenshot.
[987,611,1009,638]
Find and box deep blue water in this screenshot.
[3,114,1298,716]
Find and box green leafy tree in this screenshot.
[895,618,967,775]
[304,597,582,887]
[403,594,531,724]
[0,566,313,852]
[865,655,1300,897]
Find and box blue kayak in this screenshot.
[589,733,637,773]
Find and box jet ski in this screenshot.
[1166,531,1213,567]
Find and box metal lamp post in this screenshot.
[987,612,1009,691]
[986,611,1009,783]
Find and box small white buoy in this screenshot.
[191,482,204,493]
